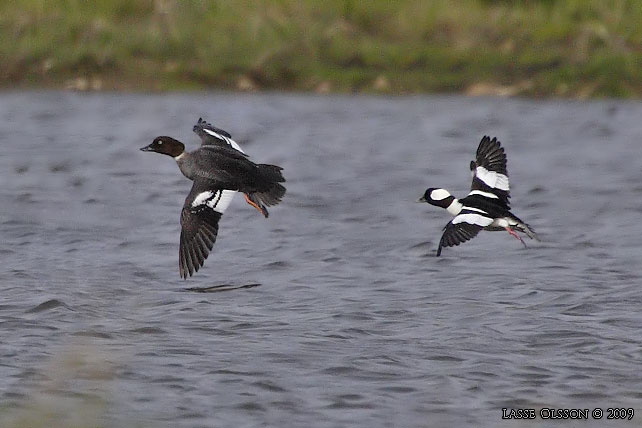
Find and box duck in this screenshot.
[141,118,286,278]
[192,117,274,216]
[418,136,538,256]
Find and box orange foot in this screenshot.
[244,194,268,218]
[505,227,526,247]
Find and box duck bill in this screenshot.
[140,144,154,152]
[416,196,427,203]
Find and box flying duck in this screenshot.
[418,136,538,256]
[141,118,286,278]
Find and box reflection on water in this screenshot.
[182,283,262,293]
[1,92,642,427]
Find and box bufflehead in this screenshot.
[418,136,538,256]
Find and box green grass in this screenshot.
[2,0,642,97]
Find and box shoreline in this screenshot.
[2,0,641,99]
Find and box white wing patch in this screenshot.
[210,190,236,214]
[192,191,214,207]
[452,213,494,227]
[192,190,237,214]
[461,206,487,214]
[476,166,510,191]
[203,128,245,153]
[467,190,499,199]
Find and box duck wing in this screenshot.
[179,180,235,279]
[192,117,245,153]
[436,208,494,256]
[469,136,510,208]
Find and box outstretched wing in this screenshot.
[469,136,510,207]
[193,117,245,153]
[179,180,236,279]
[436,209,494,256]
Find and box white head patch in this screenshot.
[430,188,451,201]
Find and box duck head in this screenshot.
[417,187,455,209]
[140,136,185,158]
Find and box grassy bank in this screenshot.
[1,0,641,97]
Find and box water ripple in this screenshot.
[1,92,642,428]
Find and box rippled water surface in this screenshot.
[1,92,642,427]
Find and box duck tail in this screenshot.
[245,165,286,218]
[518,222,540,241]
[258,164,285,183]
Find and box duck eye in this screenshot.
[158,141,163,145]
